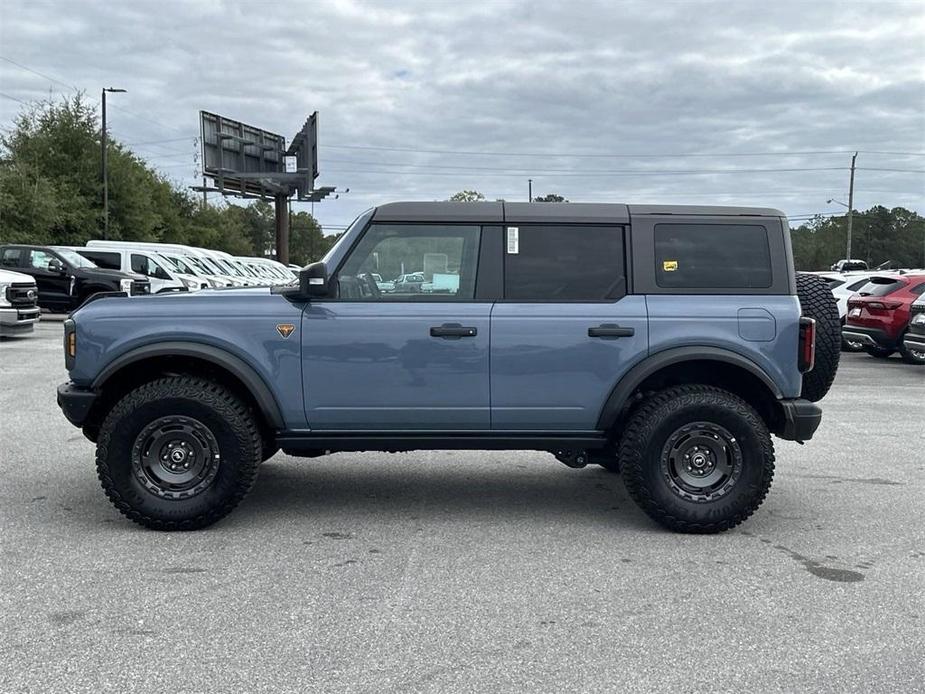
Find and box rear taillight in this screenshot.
[798,317,816,373]
[866,301,902,310]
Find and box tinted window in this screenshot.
[337,224,481,300]
[823,277,845,289]
[81,251,120,269]
[847,278,869,291]
[1,248,22,268]
[504,225,625,301]
[857,278,903,297]
[908,282,925,296]
[654,224,772,289]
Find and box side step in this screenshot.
[277,431,609,455]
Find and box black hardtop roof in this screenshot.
[371,201,786,224]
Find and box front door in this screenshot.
[302,222,491,430]
[26,248,72,310]
[490,224,648,430]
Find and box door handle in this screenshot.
[588,324,635,338]
[430,323,478,339]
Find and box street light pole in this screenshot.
[846,152,857,261]
[101,87,126,239]
[528,178,532,202]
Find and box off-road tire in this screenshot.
[898,333,925,365]
[796,273,840,402]
[96,376,262,530]
[864,346,894,359]
[620,385,775,534]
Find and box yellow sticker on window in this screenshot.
[663,260,678,272]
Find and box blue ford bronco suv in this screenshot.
[57,202,840,533]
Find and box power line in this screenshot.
[323,166,853,178]
[323,143,925,159]
[0,91,28,105]
[0,55,78,91]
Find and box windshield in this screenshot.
[164,255,196,275]
[215,258,242,276]
[52,247,97,268]
[200,257,227,275]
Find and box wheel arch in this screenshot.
[84,341,285,440]
[597,347,785,434]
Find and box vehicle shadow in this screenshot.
[235,454,655,531]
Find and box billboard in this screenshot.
[199,111,287,197]
[287,112,319,199]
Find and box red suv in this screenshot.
[842,273,925,364]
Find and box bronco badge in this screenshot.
[276,323,295,338]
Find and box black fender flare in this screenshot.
[92,341,285,430]
[596,346,783,430]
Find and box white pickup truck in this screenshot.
[0,267,41,336]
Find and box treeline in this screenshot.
[0,94,336,265]
[790,208,924,271]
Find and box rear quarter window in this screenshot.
[654,223,772,289]
[1,248,22,268]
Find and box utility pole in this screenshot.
[274,193,290,266]
[528,178,532,202]
[846,151,857,261]
[101,87,126,239]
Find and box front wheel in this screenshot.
[619,385,774,534]
[96,376,263,530]
[898,333,925,365]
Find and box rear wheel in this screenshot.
[96,376,262,530]
[864,346,894,359]
[620,385,774,534]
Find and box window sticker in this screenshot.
[663,260,678,272]
[506,227,519,254]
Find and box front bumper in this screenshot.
[57,382,98,427]
[777,398,822,442]
[0,306,40,334]
[903,327,925,352]
[842,325,893,349]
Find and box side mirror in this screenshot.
[299,261,330,298]
[48,258,65,274]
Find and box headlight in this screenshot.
[0,281,10,308]
[912,313,925,325]
[119,279,133,293]
[182,277,199,290]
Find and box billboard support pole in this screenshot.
[275,193,289,265]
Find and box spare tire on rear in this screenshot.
[796,273,840,402]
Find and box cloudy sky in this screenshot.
[1,0,923,232]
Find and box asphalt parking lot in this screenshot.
[1,320,923,693]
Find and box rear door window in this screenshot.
[81,251,121,270]
[1,248,22,268]
[654,224,772,289]
[503,225,625,301]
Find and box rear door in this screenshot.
[490,223,648,430]
[302,221,492,430]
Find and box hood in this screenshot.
[0,268,36,284]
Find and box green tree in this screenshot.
[289,211,335,266]
[532,193,568,203]
[448,190,485,202]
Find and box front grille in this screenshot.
[911,303,925,316]
[130,280,150,296]
[6,282,38,308]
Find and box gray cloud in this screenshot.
[1,0,922,229]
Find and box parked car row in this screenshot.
[0,241,298,315]
[813,268,925,365]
